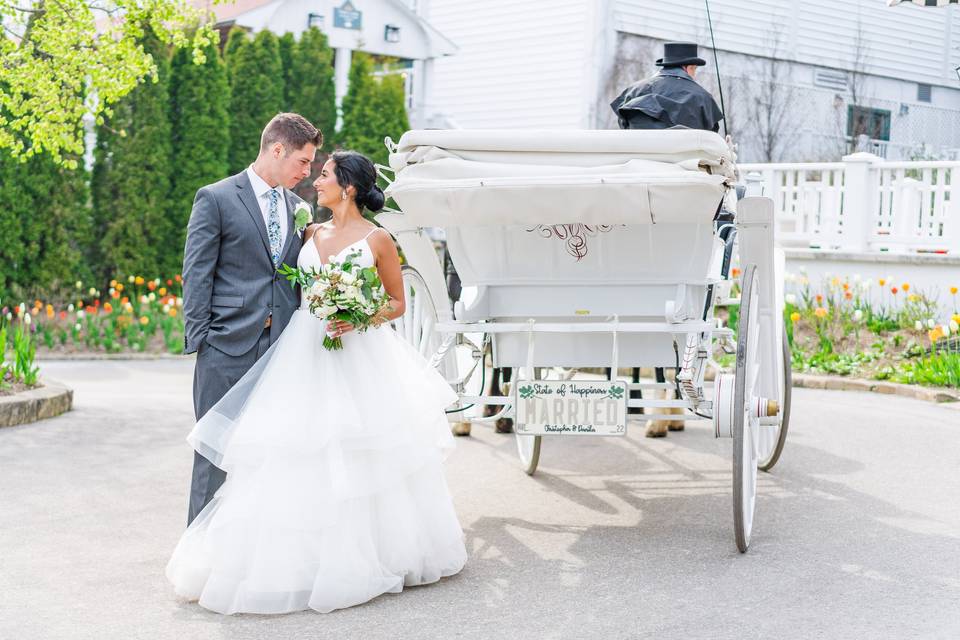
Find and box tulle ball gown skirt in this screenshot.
[165,311,467,614]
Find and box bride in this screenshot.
[166,150,467,615]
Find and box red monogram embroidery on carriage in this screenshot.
[526,224,619,261]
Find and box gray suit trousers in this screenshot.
[187,328,272,525]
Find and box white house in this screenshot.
[191,0,959,161]
[206,0,457,127]
[419,0,960,162]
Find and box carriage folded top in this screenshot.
[383,129,737,227]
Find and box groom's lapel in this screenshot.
[234,173,272,259]
[279,189,300,262]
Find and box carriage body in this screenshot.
[378,129,790,552]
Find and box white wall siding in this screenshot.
[423,0,591,128]
[614,0,959,88]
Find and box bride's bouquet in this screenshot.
[278,250,391,350]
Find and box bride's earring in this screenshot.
[341,190,348,201]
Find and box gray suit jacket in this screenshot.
[182,171,307,356]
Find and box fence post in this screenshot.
[886,177,921,253]
[839,152,879,252]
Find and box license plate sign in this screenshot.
[515,380,628,436]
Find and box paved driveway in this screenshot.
[1,360,958,639]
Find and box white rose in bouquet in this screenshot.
[315,303,337,318]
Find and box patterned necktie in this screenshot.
[267,188,282,266]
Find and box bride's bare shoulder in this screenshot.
[366,227,397,266]
[366,226,394,249]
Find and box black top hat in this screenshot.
[656,42,707,67]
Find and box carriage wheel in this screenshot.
[733,263,760,553]
[757,323,792,471]
[515,367,542,475]
[395,266,439,358]
[516,433,542,475]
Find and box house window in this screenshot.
[917,83,932,103]
[847,106,891,141]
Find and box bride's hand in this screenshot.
[328,319,355,337]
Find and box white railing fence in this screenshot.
[740,153,960,255]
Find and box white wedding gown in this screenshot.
[166,235,467,615]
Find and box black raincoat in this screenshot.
[610,67,723,132]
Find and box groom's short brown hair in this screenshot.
[260,113,323,154]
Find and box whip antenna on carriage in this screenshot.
[704,0,727,136]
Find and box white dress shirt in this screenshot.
[246,166,288,251]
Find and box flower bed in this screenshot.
[782,273,960,388]
[2,275,186,361]
[5,270,960,391]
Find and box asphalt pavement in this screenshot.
[1,359,958,640]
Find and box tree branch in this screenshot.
[0,2,42,13]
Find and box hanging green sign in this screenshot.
[334,1,362,29]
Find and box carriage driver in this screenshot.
[610,41,726,436]
[610,42,723,133]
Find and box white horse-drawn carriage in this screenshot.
[377,129,791,552]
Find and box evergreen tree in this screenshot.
[227,29,284,174]
[169,40,230,274]
[17,152,92,299]
[91,27,173,280]
[339,54,409,167]
[223,27,248,78]
[0,154,33,303]
[366,73,410,167]
[278,32,296,109]
[0,17,92,302]
[0,125,90,302]
[289,28,337,146]
[338,52,378,155]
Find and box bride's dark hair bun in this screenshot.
[331,150,385,212]
[364,184,385,212]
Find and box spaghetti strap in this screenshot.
[363,227,379,240]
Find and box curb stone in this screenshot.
[37,353,192,362]
[574,368,958,404]
[0,379,74,428]
[793,373,959,403]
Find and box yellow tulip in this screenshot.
[139,316,149,326]
[814,307,828,319]
[790,311,800,323]
[951,286,958,295]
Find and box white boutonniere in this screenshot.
[294,202,312,234]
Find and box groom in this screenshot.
[182,113,321,525]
